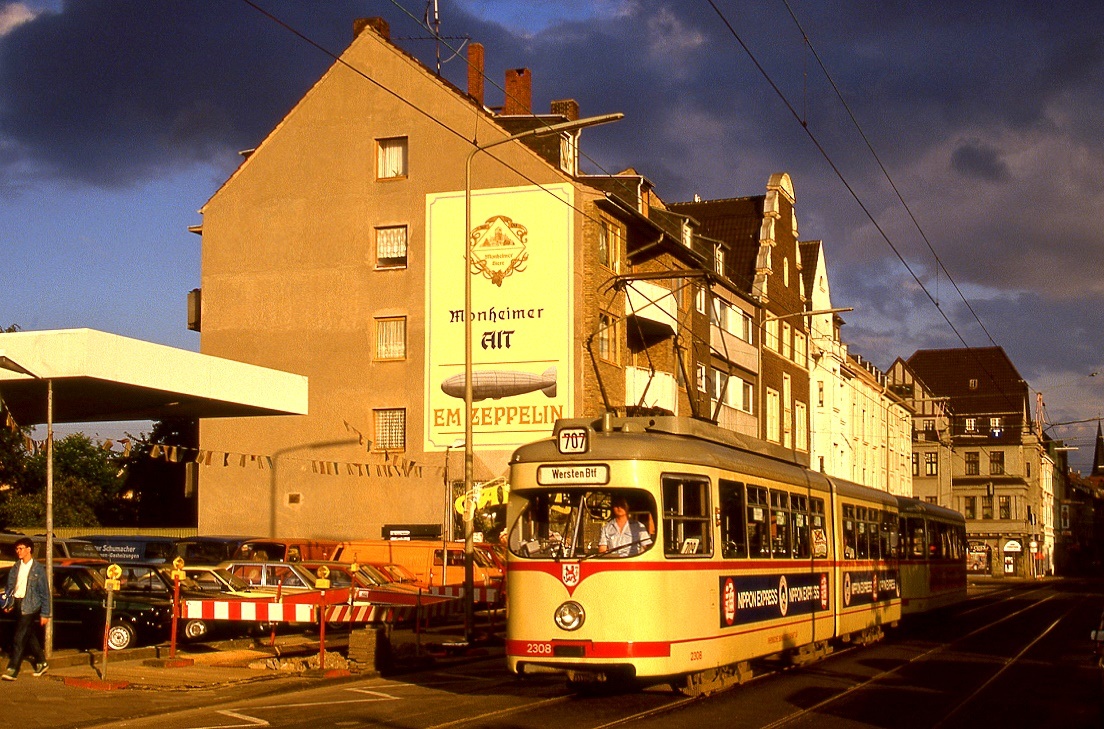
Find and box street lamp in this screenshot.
[0,354,54,658]
[442,438,464,587]
[461,112,623,644]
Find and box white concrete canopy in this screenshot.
[0,328,308,425]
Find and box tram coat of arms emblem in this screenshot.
[469,215,529,287]
[562,563,580,587]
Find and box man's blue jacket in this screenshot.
[4,559,52,618]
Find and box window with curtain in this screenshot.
[373,408,406,451]
[375,317,406,360]
[375,226,408,268]
[377,137,408,179]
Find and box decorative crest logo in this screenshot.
[562,563,580,587]
[470,215,529,286]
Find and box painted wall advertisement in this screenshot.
[424,183,574,451]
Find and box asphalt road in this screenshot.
[5,578,1103,729]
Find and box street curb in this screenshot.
[62,676,130,690]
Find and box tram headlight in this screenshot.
[554,601,585,631]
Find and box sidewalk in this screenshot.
[25,622,503,691]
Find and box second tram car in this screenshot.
[505,415,966,693]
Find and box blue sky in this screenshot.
[3,0,1104,470]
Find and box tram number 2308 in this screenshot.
[525,642,554,655]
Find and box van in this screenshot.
[0,534,103,564]
[79,535,179,563]
[231,538,340,563]
[333,539,502,592]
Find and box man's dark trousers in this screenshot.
[9,598,45,674]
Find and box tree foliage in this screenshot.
[0,417,198,529]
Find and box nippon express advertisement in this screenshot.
[718,570,899,628]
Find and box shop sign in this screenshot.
[1004,539,1022,553]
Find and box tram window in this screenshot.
[881,511,897,558]
[746,486,770,558]
[842,504,857,559]
[662,475,712,557]
[905,516,926,558]
[810,498,828,559]
[769,490,791,558]
[855,506,870,559]
[929,521,945,559]
[867,511,881,560]
[507,489,656,559]
[791,494,810,559]
[719,480,748,559]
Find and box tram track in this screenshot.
[756,591,1067,728]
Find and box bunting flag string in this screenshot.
[0,402,435,481]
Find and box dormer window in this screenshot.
[968,378,978,390]
[714,245,724,275]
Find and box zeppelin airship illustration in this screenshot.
[441,366,557,401]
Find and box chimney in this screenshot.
[468,43,485,107]
[354,17,390,41]
[503,68,532,115]
[550,99,579,121]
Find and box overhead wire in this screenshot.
[703,0,1042,453]
[777,0,999,348]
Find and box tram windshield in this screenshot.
[508,489,657,559]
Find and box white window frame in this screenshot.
[795,400,808,452]
[766,388,780,443]
[765,318,779,352]
[696,364,708,393]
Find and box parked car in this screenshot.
[297,560,444,607]
[231,538,341,563]
[180,565,274,599]
[91,561,268,640]
[218,560,330,594]
[175,536,259,566]
[332,539,502,592]
[0,564,173,651]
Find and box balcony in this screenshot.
[709,326,758,374]
[625,367,677,413]
[624,280,676,344]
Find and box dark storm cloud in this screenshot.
[950,140,1009,182]
[0,1,391,186]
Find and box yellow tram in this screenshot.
[504,415,965,693]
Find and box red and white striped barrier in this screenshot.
[182,599,316,623]
[323,604,397,623]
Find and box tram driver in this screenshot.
[598,496,653,557]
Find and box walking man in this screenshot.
[2,537,50,680]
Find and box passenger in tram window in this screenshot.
[843,520,857,559]
[598,496,652,557]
